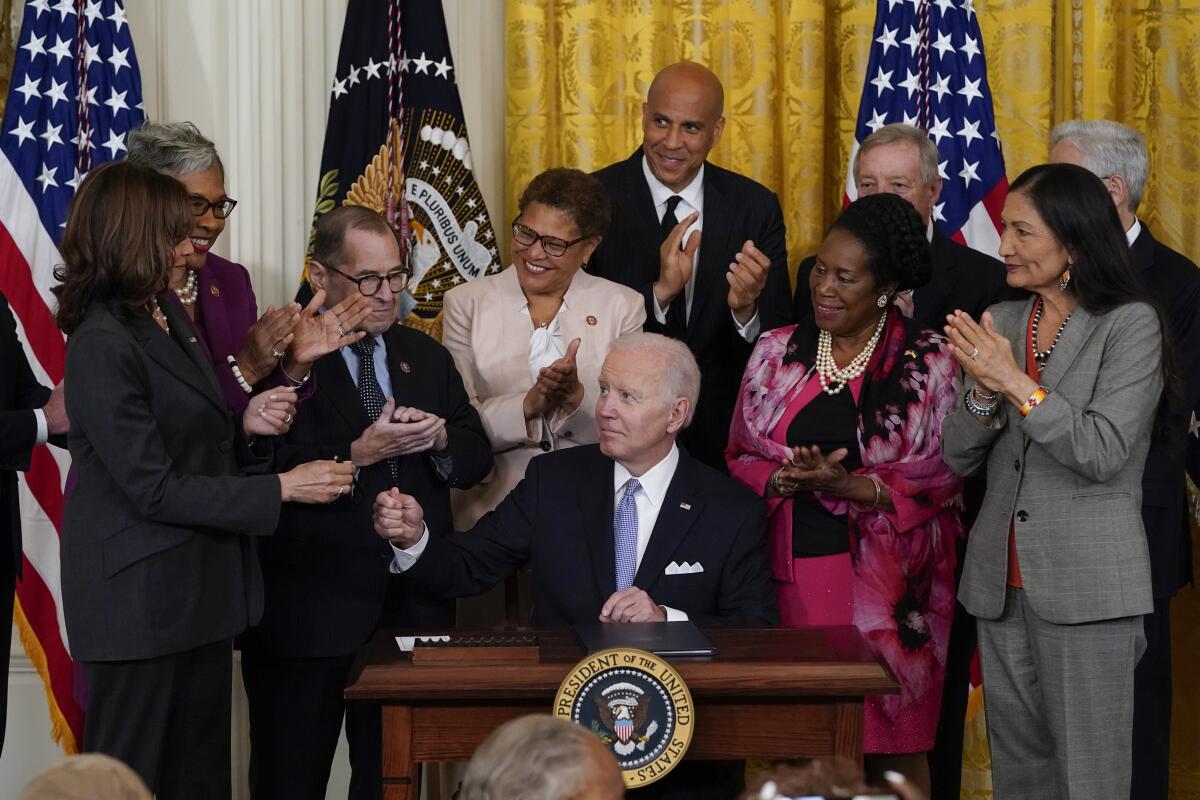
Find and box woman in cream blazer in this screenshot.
[443,168,645,529]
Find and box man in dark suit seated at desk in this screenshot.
[374,332,777,798]
[588,61,793,473]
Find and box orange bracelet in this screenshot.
[1019,387,1047,417]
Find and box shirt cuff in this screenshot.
[652,295,669,325]
[388,524,430,573]
[732,308,761,342]
[662,605,689,622]
[32,408,48,446]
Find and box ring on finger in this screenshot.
[337,324,348,338]
[270,346,285,360]
[283,412,292,424]
[336,485,345,497]
[968,345,979,359]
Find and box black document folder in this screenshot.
[571,621,716,657]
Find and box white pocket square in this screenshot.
[665,561,704,575]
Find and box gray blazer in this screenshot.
[941,298,1160,624]
[62,299,281,662]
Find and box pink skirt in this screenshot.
[776,553,937,754]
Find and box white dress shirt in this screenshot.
[32,408,47,445]
[1125,218,1142,247]
[521,302,566,382]
[390,443,689,620]
[641,157,759,341]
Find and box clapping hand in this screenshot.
[653,211,701,310]
[523,338,584,420]
[243,387,299,436]
[374,488,426,548]
[286,289,371,368]
[236,303,302,386]
[726,239,771,325]
[352,397,448,466]
[770,445,852,497]
[943,309,1020,394]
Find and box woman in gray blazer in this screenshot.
[941,163,1167,800]
[54,162,355,797]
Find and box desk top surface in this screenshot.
[345,626,897,701]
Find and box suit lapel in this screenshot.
[580,455,617,599]
[314,347,373,431]
[142,298,226,413]
[1130,225,1156,274]
[632,454,703,590]
[1038,304,1096,389]
[915,231,956,321]
[688,166,730,336]
[620,152,664,283]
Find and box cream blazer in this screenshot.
[443,266,646,528]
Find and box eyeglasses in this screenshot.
[323,264,410,297]
[189,194,238,219]
[511,219,589,258]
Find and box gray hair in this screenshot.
[607,331,701,427]
[459,715,611,800]
[854,123,941,190]
[126,121,224,178]
[1050,120,1148,212]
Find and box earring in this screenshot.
[1059,266,1072,292]
[876,294,888,308]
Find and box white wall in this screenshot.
[3,1,506,796]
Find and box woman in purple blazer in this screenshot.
[126,122,369,411]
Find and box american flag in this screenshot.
[0,0,143,751]
[847,0,1007,254]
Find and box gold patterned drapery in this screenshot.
[505,2,1200,799]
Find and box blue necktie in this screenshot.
[614,478,641,591]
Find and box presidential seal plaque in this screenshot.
[552,648,695,789]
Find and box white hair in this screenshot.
[1050,120,1149,212]
[855,123,941,189]
[127,121,224,178]
[607,331,701,426]
[459,715,610,800]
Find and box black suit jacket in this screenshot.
[0,292,51,580]
[791,227,1016,330]
[405,444,777,628]
[1131,225,1200,597]
[62,299,281,662]
[245,324,492,658]
[589,151,792,470]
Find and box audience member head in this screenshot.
[740,759,927,800]
[20,753,152,800]
[853,124,942,227]
[810,193,931,341]
[641,61,725,192]
[597,332,700,476]
[459,714,625,800]
[308,205,407,336]
[53,161,192,335]
[127,121,234,270]
[511,167,610,300]
[1049,120,1147,229]
[1003,162,1140,313]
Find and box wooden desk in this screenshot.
[346,626,897,799]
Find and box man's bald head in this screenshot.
[641,62,726,192]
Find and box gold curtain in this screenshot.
[505,2,1200,798]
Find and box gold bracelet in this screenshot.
[1019,386,1047,417]
[866,475,882,509]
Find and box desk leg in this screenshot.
[833,699,865,767]
[382,705,420,800]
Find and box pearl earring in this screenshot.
[876,294,888,308]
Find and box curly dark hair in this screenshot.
[517,167,612,240]
[53,161,192,335]
[829,192,933,294]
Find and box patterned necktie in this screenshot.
[613,478,641,591]
[351,336,398,486]
[658,195,688,338]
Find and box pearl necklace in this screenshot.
[1031,298,1071,369]
[815,310,887,395]
[174,269,199,305]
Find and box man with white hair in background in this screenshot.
[1050,119,1200,800]
[458,715,625,800]
[374,331,777,798]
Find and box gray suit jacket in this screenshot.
[62,299,281,662]
[941,298,1160,624]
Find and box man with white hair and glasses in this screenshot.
[1051,119,1200,800]
[374,331,777,799]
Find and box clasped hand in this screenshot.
[600,587,666,623]
[352,397,448,466]
[942,309,1020,394]
[770,445,852,497]
[524,337,583,420]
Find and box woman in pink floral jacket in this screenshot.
[727,193,963,790]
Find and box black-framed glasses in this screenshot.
[189,194,238,219]
[323,264,410,297]
[511,218,589,258]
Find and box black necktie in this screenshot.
[351,337,398,486]
[659,195,688,338]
